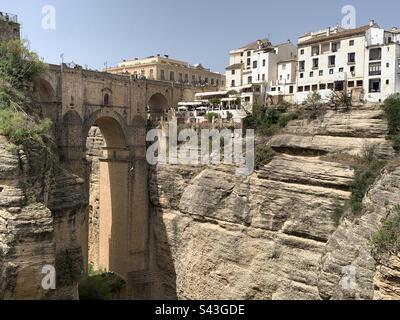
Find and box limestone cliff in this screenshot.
[0,135,86,299]
[150,104,400,300]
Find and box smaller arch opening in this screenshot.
[103,93,110,107]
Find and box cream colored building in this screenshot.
[107,55,225,90]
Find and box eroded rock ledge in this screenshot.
[150,104,400,300]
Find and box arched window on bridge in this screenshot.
[103,93,110,106]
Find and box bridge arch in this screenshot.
[34,78,57,122]
[82,111,131,283]
[147,92,169,121]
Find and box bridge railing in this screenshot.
[0,12,18,23]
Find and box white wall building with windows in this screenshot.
[295,21,400,103]
[225,39,297,108]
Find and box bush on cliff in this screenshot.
[384,94,400,152]
[371,205,400,263]
[0,39,51,144]
[349,145,386,214]
[244,105,299,136]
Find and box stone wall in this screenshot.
[0,20,20,41]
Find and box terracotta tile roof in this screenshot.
[299,23,378,46]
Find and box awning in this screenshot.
[195,91,228,97]
[178,101,203,106]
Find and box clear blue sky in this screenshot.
[1,0,400,73]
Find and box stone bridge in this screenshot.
[35,63,205,298]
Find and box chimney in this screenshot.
[369,19,375,27]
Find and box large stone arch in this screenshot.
[147,92,169,121]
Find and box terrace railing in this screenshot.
[0,12,18,23]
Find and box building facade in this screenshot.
[295,21,400,103]
[107,55,226,90]
[0,12,20,41]
[225,39,297,108]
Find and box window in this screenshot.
[289,86,294,94]
[297,86,304,92]
[328,55,336,66]
[386,79,390,85]
[211,78,215,85]
[247,58,251,66]
[253,60,257,68]
[319,83,326,90]
[170,71,175,81]
[245,97,251,102]
[350,66,355,73]
[179,73,183,82]
[247,51,251,57]
[300,73,304,78]
[349,40,355,46]
[356,80,363,87]
[216,79,219,86]
[348,81,355,88]
[329,69,334,75]
[332,42,340,52]
[339,68,344,72]
[386,63,390,68]
[370,48,382,61]
[327,83,334,89]
[271,87,276,92]
[262,74,265,81]
[241,52,244,57]
[312,58,319,69]
[321,43,330,54]
[149,69,154,79]
[312,46,320,56]
[304,85,311,92]
[258,74,261,81]
[103,93,109,106]
[248,76,252,84]
[192,75,196,83]
[205,77,209,84]
[369,62,381,76]
[300,49,305,55]
[312,84,318,91]
[348,52,356,63]
[231,80,235,87]
[310,71,314,77]
[280,75,283,80]
[319,70,323,76]
[262,59,266,67]
[299,61,305,72]
[185,74,189,82]
[335,81,344,91]
[232,69,235,75]
[160,69,165,80]
[369,78,381,92]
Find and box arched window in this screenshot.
[104,93,109,106]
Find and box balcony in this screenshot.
[0,12,18,23]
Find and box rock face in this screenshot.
[150,104,400,300]
[0,136,86,299]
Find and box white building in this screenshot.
[295,21,400,103]
[225,39,297,108]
